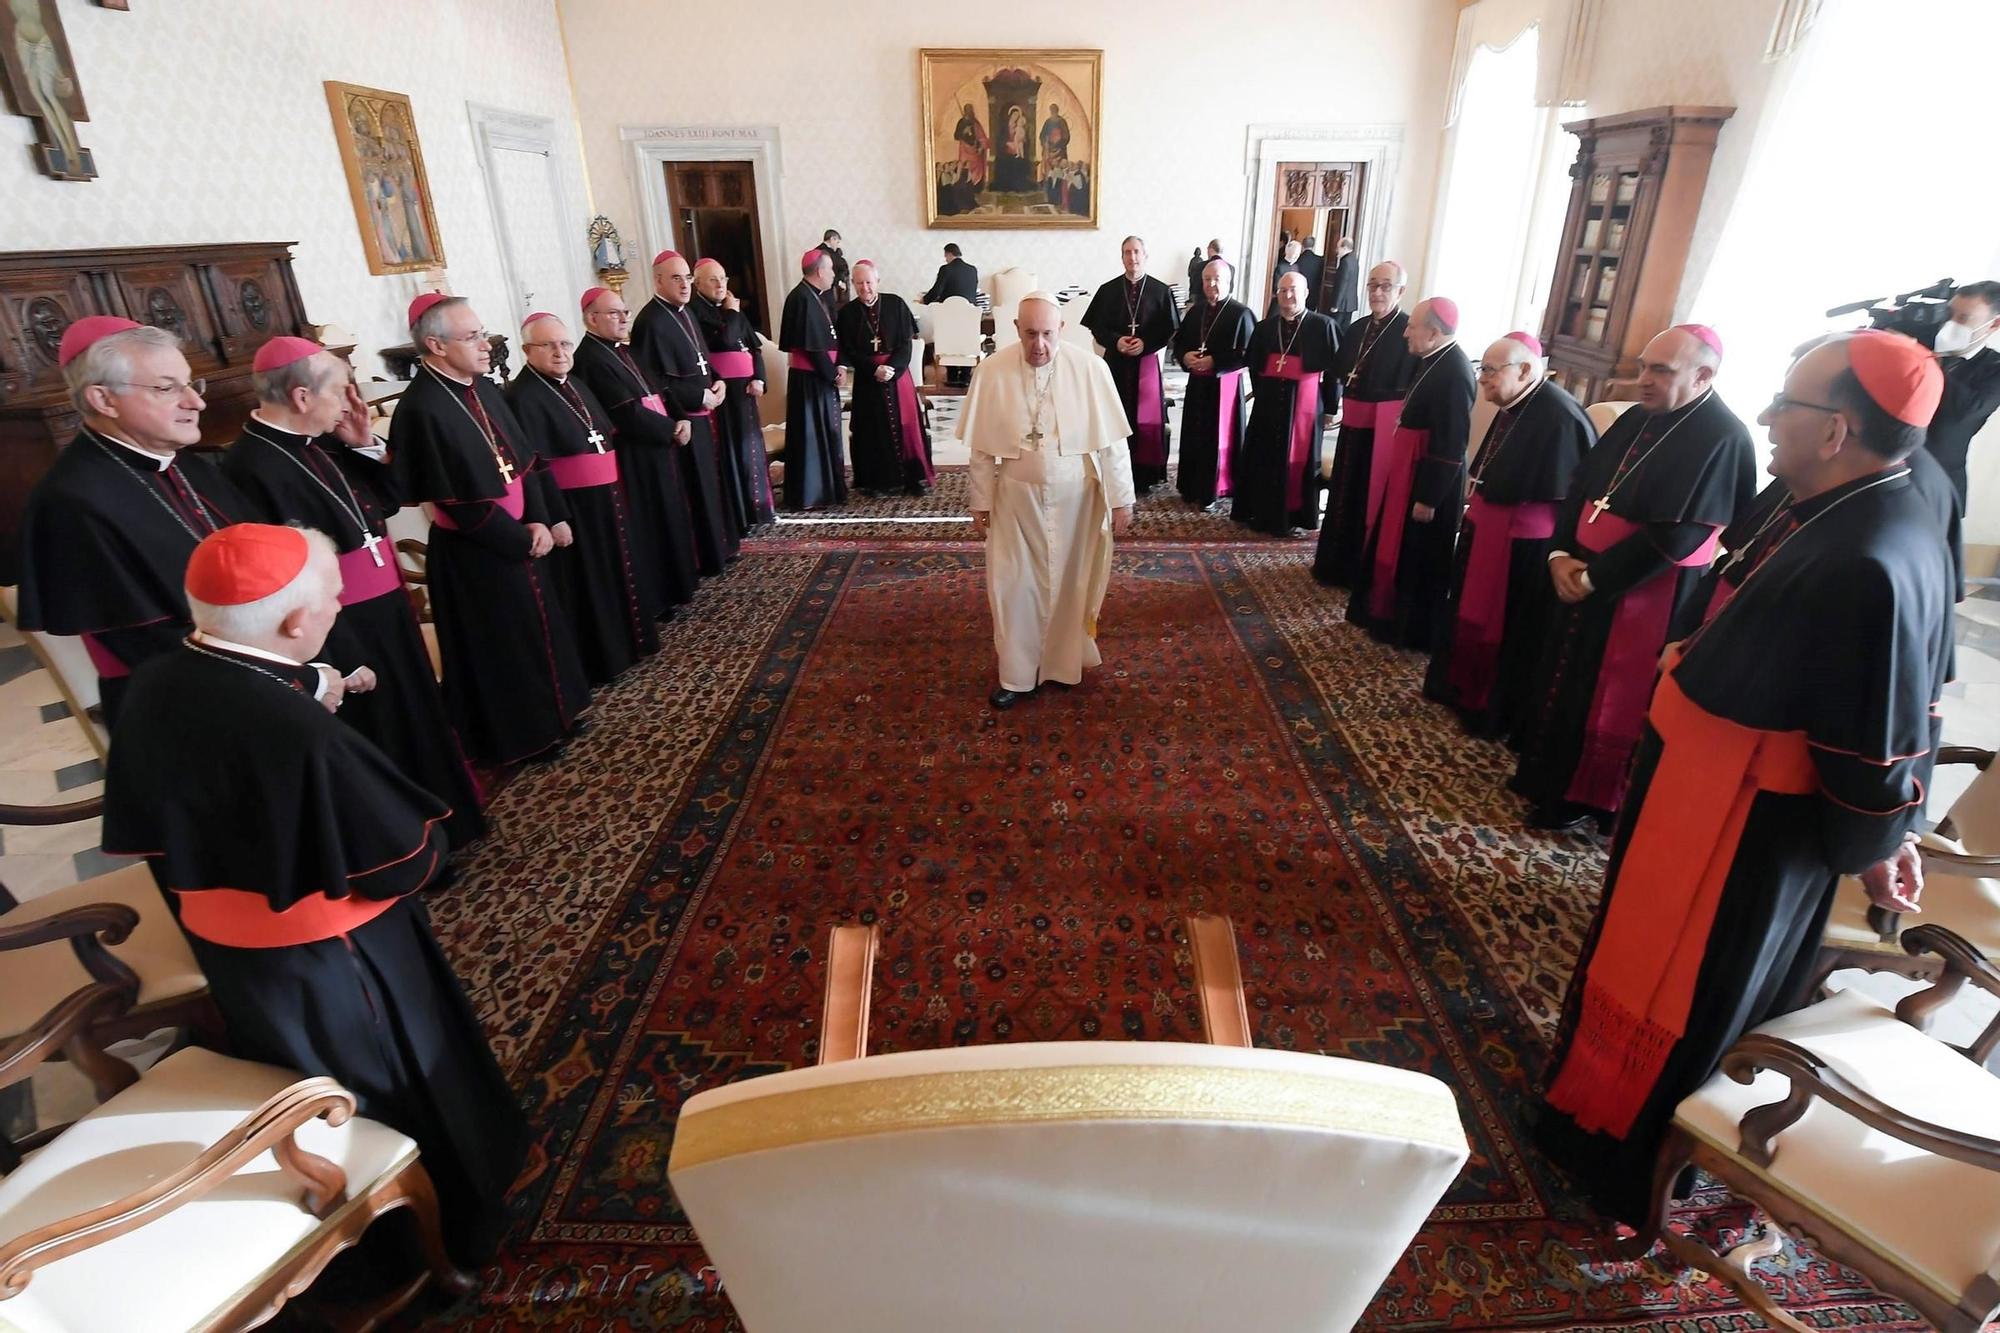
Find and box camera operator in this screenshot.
[1885,280,2000,507]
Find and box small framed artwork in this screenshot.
[0,0,95,180]
[324,81,446,275]
[920,48,1101,229]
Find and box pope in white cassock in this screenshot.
[963,293,1137,709]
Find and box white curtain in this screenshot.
[1445,0,1597,127]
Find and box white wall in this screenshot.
[558,0,1459,320]
[0,0,591,374]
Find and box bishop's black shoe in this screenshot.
[988,685,1035,710]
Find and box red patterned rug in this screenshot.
[400,525,1925,1330]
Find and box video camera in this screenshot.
[1826,278,1958,331]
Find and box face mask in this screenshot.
[1934,318,1990,357]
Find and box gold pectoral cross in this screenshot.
[1024,427,1045,448]
[1587,496,1610,523]
[870,336,881,352]
[497,454,516,485]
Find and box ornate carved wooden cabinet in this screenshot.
[1538,106,1734,405]
[0,242,313,580]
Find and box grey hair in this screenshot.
[411,295,469,350]
[1121,234,1146,250]
[187,526,340,642]
[1373,261,1408,287]
[1202,257,1235,284]
[250,353,339,407]
[64,324,182,416]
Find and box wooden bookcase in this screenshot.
[1538,105,1734,405]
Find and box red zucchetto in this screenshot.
[58,315,143,367]
[250,336,322,373]
[185,524,311,606]
[1848,330,1945,427]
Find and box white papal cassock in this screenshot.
[962,339,1136,692]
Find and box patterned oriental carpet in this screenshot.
[406,478,1927,1331]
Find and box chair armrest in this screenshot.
[1721,1032,2000,1172]
[1899,924,2000,1064]
[0,798,105,828]
[0,1077,357,1301]
[1939,745,1996,771]
[0,902,142,996]
[394,538,429,585]
[0,981,136,1097]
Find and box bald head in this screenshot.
[1016,294,1062,366]
[1479,335,1539,405]
[1275,271,1308,319]
[1202,258,1233,305]
[654,252,692,305]
[852,259,879,304]
[1636,326,1718,413]
[1406,298,1453,356]
[1366,261,1406,318]
[692,258,727,303]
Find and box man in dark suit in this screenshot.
[1295,236,1325,313]
[1329,236,1359,323]
[1886,279,2000,508]
[920,244,979,304]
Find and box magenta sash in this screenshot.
[1366,423,1428,619]
[639,392,668,417]
[429,476,526,530]
[710,349,756,379]
[1262,354,1321,511]
[1130,353,1166,468]
[1198,368,1246,498]
[1445,496,1558,710]
[81,633,129,680]
[789,349,834,373]
[1566,511,1722,811]
[1356,398,1408,543]
[546,451,620,490]
[868,355,935,484]
[336,543,403,606]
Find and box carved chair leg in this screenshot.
[1661,1228,1816,1333]
[1613,1128,1691,1262]
[61,1031,137,1103]
[1722,1219,1787,1274]
[397,1162,478,1301]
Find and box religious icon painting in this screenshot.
[919,48,1102,229]
[0,0,95,180]
[324,81,447,276]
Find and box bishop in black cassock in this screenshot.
[510,314,661,685]
[1512,326,1754,829]
[780,250,848,510]
[1172,262,1256,509]
[389,295,588,765]
[1534,332,1954,1226]
[1080,241,1179,493]
[575,286,702,611]
[632,253,740,573]
[1234,278,1339,536]
[16,317,246,728]
[837,264,933,496]
[226,337,486,847]
[691,261,776,528]
[1314,272,1423,586]
[103,523,528,1265]
[1424,337,1594,738]
[1348,300,1476,650]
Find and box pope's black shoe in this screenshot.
[989,685,1035,710]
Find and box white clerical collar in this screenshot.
[190,631,307,668]
[247,411,312,443]
[92,427,175,472]
[530,367,567,386]
[423,360,474,386]
[1502,378,1540,411]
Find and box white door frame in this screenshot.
[467,103,592,346]
[1239,124,1406,306]
[621,124,787,333]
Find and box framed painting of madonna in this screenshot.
[324,81,446,275]
[920,48,1101,229]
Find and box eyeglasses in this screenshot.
[110,378,205,398]
[1767,392,1840,415]
[1365,281,1400,292]
[523,340,576,352]
[1476,363,1521,378]
[446,329,490,344]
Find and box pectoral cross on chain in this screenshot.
[694,349,709,377]
[1024,426,1045,449]
[360,529,386,568]
[484,366,505,386]
[497,453,516,485]
[1127,321,1139,336]
[586,426,606,452]
[870,336,881,352]
[1587,496,1611,523]
[1276,355,1287,372]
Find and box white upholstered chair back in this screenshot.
[1060,312,1100,355]
[990,267,1038,314]
[1585,399,1637,435]
[0,585,106,762]
[1943,752,2000,852]
[669,922,1468,1333]
[930,296,983,367]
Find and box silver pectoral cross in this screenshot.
[360,529,386,567]
[1127,322,1138,336]
[694,351,710,377]
[1587,496,1610,523]
[1276,355,1287,372]
[587,426,606,452]
[871,336,881,352]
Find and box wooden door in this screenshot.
[1267,163,1364,314]
[664,160,770,336]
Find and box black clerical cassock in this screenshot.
[632,297,740,572]
[837,293,934,496]
[691,291,777,528]
[508,369,661,684]
[15,432,244,727]
[1313,310,1422,586]
[573,332,702,610]
[1534,466,1953,1224]
[1233,311,1339,535]
[1080,274,1178,492]
[1423,379,1594,737]
[1348,340,1477,650]
[389,367,589,764]
[226,420,487,845]
[779,279,847,510]
[1511,391,1754,820]
[1171,296,1256,508]
[103,638,529,1265]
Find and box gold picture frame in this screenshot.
[324,81,445,275]
[920,48,1101,229]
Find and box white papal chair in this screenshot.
[990,266,1038,316]
[930,296,983,381]
[668,916,1468,1333]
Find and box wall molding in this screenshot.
[621,123,787,332]
[467,101,593,337]
[1240,124,1406,308]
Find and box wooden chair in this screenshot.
[760,342,791,463]
[0,587,108,765]
[0,798,216,1098]
[1812,745,2000,992]
[1625,924,2000,1332]
[1584,399,1637,436]
[0,993,472,1331]
[669,914,1468,1333]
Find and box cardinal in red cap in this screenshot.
[1532,326,1958,1230]
[1347,294,1477,649]
[1513,323,1755,832]
[629,246,741,570]
[227,333,488,843]
[102,525,527,1271]
[15,314,248,726]
[1423,329,1595,734]
[777,238,848,509]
